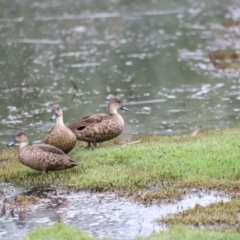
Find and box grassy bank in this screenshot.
[26,223,240,240]
[160,199,240,230]
[1,128,240,194]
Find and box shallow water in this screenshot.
[0,183,230,239]
[0,1,240,144]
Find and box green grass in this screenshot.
[1,128,240,195]
[27,223,240,240]
[135,225,240,240]
[160,199,240,229]
[26,223,109,240]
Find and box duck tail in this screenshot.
[69,158,81,166]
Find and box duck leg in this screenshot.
[85,142,98,149]
[85,142,91,149]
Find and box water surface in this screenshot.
[0,183,230,239]
[0,0,240,143]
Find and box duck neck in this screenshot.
[56,115,64,126]
[19,141,29,149]
[108,106,118,116]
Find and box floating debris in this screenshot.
[209,50,240,69]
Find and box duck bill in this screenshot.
[120,106,129,112]
[7,139,17,147]
[50,113,57,121]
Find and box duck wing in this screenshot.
[69,113,109,131]
[35,144,80,166]
[35,144,66,155]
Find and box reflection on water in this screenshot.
[0,183,230,240]
[0,0,240,144]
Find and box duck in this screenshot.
[44,105,77,153]
[68,97,128,148]
[7,130,80,174]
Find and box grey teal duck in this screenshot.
[44,105,77,154]
[68,97,128,147]
[7,130,80,174]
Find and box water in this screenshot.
[0,183,230,240]
[0,0,240,144]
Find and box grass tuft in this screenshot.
[160,199,240,230]
[26,222,110,240]
[134,225,240,240]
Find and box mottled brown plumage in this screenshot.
[44,105,77,153]
[7,130,80,174]
[68,98,128,147]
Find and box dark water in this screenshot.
[0,183,230,240]
[0,0,240,144]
